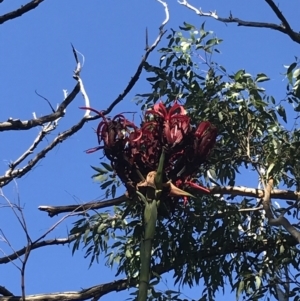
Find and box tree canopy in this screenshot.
[1,1,300,301]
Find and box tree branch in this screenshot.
[178,0,300,44]
[0,0,45,25]
[0,83,80,132]
[0,113,96,188]
[0,235,78,265]
[0,286,13,297]
[210,185,300,201]
[0,236,296,300]
[38,194,129,217]
[38,186,300,217]
[262,179,300,243]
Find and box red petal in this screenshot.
[195,121,212,137]
[185,181,210,193]
[168,103,187,119]
[79,106,103,116]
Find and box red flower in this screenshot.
[194,121,218,158]
[83,101,218,206]
[145,102,190,146]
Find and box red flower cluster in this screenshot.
[83,102,217,200]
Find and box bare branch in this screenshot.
[0,83,80,132]
[0,235,78,265]
[5,124,54,176]
[71,45,91,117]
[0,0,45,25]
[178,0,300,44]
[264,0,293,34]
[0,112,101,188]
[38,194,129,217]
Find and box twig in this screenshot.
[0,230,22,268]
[0,0,45,25]
[71,44,91,117]
[1,187,31,300]
[0,113,97,188]
[0,83,80,132]
[34,90,55,113]
[178,0,300,44]
[4,124,53,176]
[100,0,169,116]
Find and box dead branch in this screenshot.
[178,0,300,44]
[0,114,93,188]
[0,0,45,25]
[71,45,91,117]
[4,120,60,181]
[0,235,296,300]
[0,83,80,132]
[38,194,129,217]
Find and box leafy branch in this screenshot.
[0,235,295,300]
[178,0,300,44]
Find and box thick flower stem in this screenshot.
[138,199,157,301]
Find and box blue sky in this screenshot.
[0,1,298,300]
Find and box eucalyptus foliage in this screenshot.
[71,23,300,301]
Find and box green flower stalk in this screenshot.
[137,194,157,301]
[137,150,165,301]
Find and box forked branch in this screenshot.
[178,0,300,44]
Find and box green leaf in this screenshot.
[255,73,269,82]
[293,68,300,79]
[255,276,261,289]
[92,174,108,182]
[266,163,275,177]
[179,22,195,31]
[90,165,108,174]
[287,62,297,75]
[100,180,114,189]
[277,105,287,123]
[101,162,113,171]
[287,62,297,83]
[236,280,244,300]
[111,184,116,198]
[234,70,244,81]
